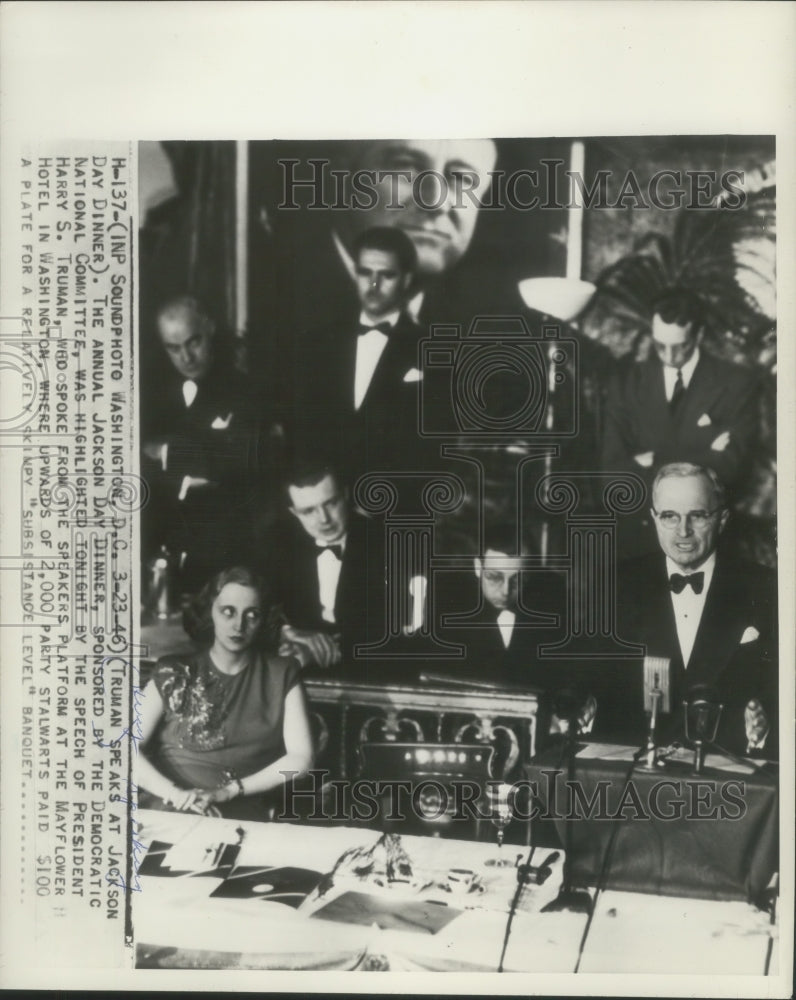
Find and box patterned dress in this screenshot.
[146,650,301,797]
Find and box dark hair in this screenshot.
[183,565,277,648]
[480,522,526,559]
[283,451,344,499]
[651,287,704,331]
[352,226,418,276]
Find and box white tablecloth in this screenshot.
[133,809,774,973]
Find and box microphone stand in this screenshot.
[539,340,557,568]
[637,684,663,771]
[540,711,593,915]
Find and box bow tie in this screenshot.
[669,571,704,595]
[319,544,344,560]
[357,321,393,337]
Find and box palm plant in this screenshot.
[586,171,775,367]
[584,168,777,565]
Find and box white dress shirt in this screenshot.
[316,540,345,624]
[663,348,700,402]
[182,379,198,408]
[666,551,715,667]
[354,309,400,410]
[497,609,516,649]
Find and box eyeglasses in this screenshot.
[482,570,519,586]
[652,508,721,530]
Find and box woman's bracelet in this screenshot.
[219,770,246,800]
[225,774,245,799]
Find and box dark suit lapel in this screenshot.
[687,558,744,687]
[673,353,718,431]
[341,324,360,413]
[294,531,324,624]
[460,600,505,661]
[359,314,419,407]
[336,515,365,625]
[637,556,687,707]
[641,357,672,443]
[642,556,681,662]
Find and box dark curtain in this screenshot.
[139,141,238,369]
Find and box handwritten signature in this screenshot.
[92,682,145,752]
[105,783,145,894]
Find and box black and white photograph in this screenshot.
[132,132,782,973]
[0,1,793,993]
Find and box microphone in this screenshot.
[639,656,671,770]
[683,683,723,774]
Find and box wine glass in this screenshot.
[486,782,514,866]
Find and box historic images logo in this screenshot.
[279,158,748,213]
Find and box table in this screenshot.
[527,742,779,903]
[133,809,776,973]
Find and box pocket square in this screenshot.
[211,413,233,430]
[403,368,423,383]
[740,626,759,644]
[697,413,712,427]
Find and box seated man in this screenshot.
[612,462,777,756]
[437,529,558,676]
[264,457,387,669]
[141,296,271,591]
[434,526,597,731]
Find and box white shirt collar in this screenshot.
[662,347,700,396]
[665,550,715,668]
[496,609,516,649]
[358,308,401,330]
[315,534,346,553]
[182,379,198,408]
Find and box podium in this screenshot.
[527,744,778,902]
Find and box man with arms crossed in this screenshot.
[602,287,759,557]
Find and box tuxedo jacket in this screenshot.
[264,512,387,661]
[289,311,433,480]
[141,356,273,582]
[602,351,759,488]
[610,550,778,755]
[142,354,268,487]
[435,570,568,687]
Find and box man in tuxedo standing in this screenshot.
[613,462,777,756]
[265,457,388,670]
[141,297,268,590]
[291,226,431,480]
[602,287,760,556]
